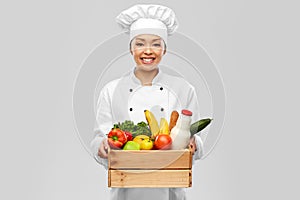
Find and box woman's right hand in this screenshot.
[98,138,110,159]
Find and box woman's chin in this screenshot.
[136,64,158,72]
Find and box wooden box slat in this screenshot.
[109,169,192,188]
[108,149,192,169]
[108,149,192,188]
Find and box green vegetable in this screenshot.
[114,120,151,138]
[190,118,212,136]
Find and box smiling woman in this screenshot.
[130,34,166,85]
[90,4,204,200]
[131,35,165,66]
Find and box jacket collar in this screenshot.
[130,67,163,85]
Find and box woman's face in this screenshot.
[130,34,166,71]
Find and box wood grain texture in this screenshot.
[108,149,191,169]
[108,149,193,188]
[109,169,192,188]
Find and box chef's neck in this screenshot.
[134,67,159,86]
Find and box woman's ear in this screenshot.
[163,49,166,55]
[129,39,134,55]
[163,42,167,55]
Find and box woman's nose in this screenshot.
[143,47,152,54]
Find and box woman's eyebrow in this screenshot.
[135,38,145,41]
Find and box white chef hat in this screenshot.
[116,4,178,46]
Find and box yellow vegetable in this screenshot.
[144,110,160,139]
[159,118,169,135]
[133,135,150,145]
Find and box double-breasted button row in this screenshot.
[128,86,165,112]
[129,107,164,112]
[129,87,164,92]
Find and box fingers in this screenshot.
[189,144,196,155]
[98,139,109,158]
[103,138,110,150]
[98,146,107,158]
[189,136,195,143]
[189,137,196,155]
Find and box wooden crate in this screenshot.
[108,149,192,188]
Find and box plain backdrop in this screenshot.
[1,0,299,200]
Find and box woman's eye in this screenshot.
[153,43,161,47]
[135,43,144,46]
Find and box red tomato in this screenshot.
[154,135,172,150]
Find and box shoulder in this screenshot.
[101,71,132,92]
[98,78,122,100]
[95,78,122,106]
[102,78,122,91]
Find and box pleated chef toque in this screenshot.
[116,4,178,45]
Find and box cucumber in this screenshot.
[190,118,212,136]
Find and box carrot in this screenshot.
[169,110,179,131]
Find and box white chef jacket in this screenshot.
[91,68,204,200]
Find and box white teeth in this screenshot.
[142,58,154,63]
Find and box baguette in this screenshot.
[169,110,179,131]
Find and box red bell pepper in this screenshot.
[124,131,133,141]
[107,126,127,149]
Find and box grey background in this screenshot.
[1,0,299,200]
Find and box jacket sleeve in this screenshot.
[193,134,204,163]
[186,86,204,163]
[90,84,114,169]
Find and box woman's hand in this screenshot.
[98,138,110,159]
[189,136,197,155]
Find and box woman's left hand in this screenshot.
[189,136,197,155]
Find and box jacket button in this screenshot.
[160,87,163,91]
[161,108,164,112]
[129,89,133,92]
[129,108,133,111]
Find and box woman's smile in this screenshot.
[131,34,165,70]
[140,57,156,64]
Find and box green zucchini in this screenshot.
[190,118,212,136]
